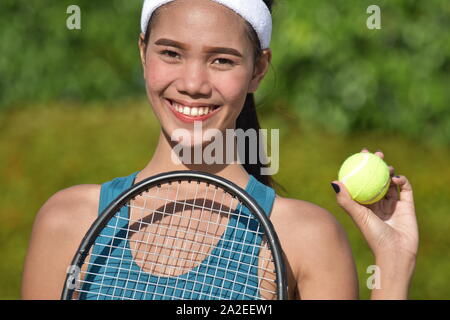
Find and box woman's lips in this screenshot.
[165,99,221,123]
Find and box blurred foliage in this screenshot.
[0,0,449,145]
[0,0,143,106]
[261,0,450,146]
[0,102,449,299]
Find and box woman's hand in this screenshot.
[331,148,419,262]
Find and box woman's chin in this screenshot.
[171,139,214,150]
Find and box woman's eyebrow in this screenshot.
[154,38,243,57]
[204,46,243,58]
[155,38,188,49]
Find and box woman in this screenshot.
[21,0,418,299]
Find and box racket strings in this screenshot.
[84,228,275,271]
[130,181,226,277]
[94,212,272,259]
[76,257,277,297]
[75,179,278,300]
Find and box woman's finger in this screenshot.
[361,148,384,160]
[392,175,414,203]
[384,177,399,201]
[331,180,381,233]
[388,165,395,177]
[374,149,384,159]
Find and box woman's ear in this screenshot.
[138,33,147,77]
[248,49,272,93]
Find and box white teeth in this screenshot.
[172,101,215,117]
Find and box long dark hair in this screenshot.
[143,0,280,189]
[236,0,275,187]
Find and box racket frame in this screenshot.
[61,170,288,300]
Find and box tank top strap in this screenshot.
[98,172,275,217]
[98,171,140,215]
[245,175,276,217]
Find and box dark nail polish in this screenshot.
[331,183,340,193]
[395,175,400,178]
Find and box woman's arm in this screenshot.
[371,252,416,299]
[296,206,360,299]
[274,199,359,299]
[21,185,99,299]
[331,149,419,300]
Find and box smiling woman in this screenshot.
[21,0,418,300]
[138,0,274,185]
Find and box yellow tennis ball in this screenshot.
[338,152,390,204]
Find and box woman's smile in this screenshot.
[165,98,222,123]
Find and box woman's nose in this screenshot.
[176,61,212,97]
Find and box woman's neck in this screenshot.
[135,130,251,190]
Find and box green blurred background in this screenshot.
[0,0,449,299]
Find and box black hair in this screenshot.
[142,0,280,189]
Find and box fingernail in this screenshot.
[331,183,340,193]
[395,175,400,178]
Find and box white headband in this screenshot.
[140,0,272,49]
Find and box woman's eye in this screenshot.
[160,50,179,59]
[160,50,234,66]
[214,58,234,66]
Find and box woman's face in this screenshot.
[139,0,270,146]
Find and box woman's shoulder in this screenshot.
[34,184,101,238]
[22,184,102,298]
[270,195,353,281]
[271,195,344,234]
[270,195,348,256]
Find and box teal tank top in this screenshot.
[80,171,276,300]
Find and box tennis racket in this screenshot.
[61,171,287,300]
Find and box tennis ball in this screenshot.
[338,152,390,205]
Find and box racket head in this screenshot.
[61,171,288,300]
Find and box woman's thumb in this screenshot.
[331,180,371,231]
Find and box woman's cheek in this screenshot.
[216,71,250,104]
[145,58,175,91]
